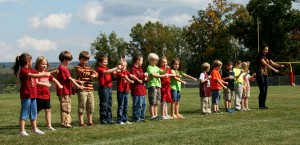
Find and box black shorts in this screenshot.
[36,98,51,112]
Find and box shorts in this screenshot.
[36,98,51,112]
[171,90,181,102]
[211,90,221,105]
[19,98,37,121]
[223,89,234,100]
[148,87,161,105]
[77,91,95,114]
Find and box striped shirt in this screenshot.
[74,64,97,91]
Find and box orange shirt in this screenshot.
[210,69,223,90]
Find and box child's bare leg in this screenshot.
[154,104,158,117]
[87,113,93,124]
[30,119,37,131]
[20,119,26,132]
[78,113,84,125]
[45,109,52,128]
[245,97,249,109]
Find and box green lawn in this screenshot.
[0,86,299,145]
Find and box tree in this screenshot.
[91,31,128,68]
[184,0,241,76]
[128,21,189,69]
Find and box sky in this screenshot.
[0,0,298,62]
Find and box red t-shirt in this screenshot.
[19,67,37,99]
[97,66,113,87]
[116,71,131,92]
[37,72,54,100]
[56,65,73,95]
[160,67,172,103]
[210,69,223,90]
[130,65,146,96]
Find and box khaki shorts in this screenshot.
[77,91,94,114]
[148,87,161,105]
[223,89,234,100]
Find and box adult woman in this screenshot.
[256,45,284,109]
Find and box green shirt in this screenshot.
[170,70,185,91]
[147,65,163,88]
[233,68,244,84]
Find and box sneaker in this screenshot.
[166,115,173,119]
[118,122,125,125]
[47,127,56,131]
[32,128,45,134]
[162,115,168,120]
[150,116,157,120]
[246,108,251,111]
[241,108,247,111]
[19,131,29,136]
[153,116,163,121]
[125,121,132,124]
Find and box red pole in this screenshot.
[290,71,294,86]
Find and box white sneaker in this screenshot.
[47,127,56,131]
[247,108,251,110]
[118,122,125,125]
[125,121,132,124]
[165,115,173,119]
[19,131,29,136]
[32,128,45,134]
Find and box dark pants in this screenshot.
[116,91,129,123]
[98,87,113,124]
[256,75,268,108]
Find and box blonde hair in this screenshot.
[201,62,210,72]
[241,62,250,72]
[148,53,159,62]
[35,56,48,70]
[213,60,222,68]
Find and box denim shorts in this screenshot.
[171,90,181,102]
[211,90,221,104]
[20,98,37,121]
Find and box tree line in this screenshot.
[91,0,300,77]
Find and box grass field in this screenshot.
[0,86,299,145]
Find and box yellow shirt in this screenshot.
[233,68,244,84]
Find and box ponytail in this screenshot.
[12,53,32,77]
[13,56,20,77]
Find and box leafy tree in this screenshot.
[91,31,128,68]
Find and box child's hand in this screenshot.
[90,74,96,78]
[129,80,134,83]
[117,65,122,70]
[78,85,85,90]
[138,79,143,83]
[223,86,228,90]
[182,81,187,85]
[58,85,63,89]
[208,75,211,79]
[193,78,197,81]
[46,83,52,88]
[229,75,234,79]
[144,72,148,77]
[165,65,170,70]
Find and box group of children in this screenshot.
[199,60,255,115]
[14,51,199,136]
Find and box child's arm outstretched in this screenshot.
[217,79,228,90]
[68,77,85,90]
[183,73,197,81]
[52,78,63,89]
[104,65,121,74]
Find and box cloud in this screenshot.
[0,41,17,61]
[77,1,104,24]
[28,13,72,29]
[17,36,57,52]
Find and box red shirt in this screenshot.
[160,67,172,103]
[130,65,146,96]
[19,67,37,99]
[97,66,113,87]
[210,69,223,90]
[116,71,131,92]
[56,65,74,95]
[37,72,54,100]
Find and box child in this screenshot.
[56,51,84,128]
[233,60,244,111]
[130,55,148,122]
[115,60,134,124]
[147,53,171,120]
[241,62,256,111]
[221,61,235,113]
[199,62,211,115]
[170,58,197,118]
[74,51,98,127]
[210,60,228,114]
[96,54,121,125]
[35,56,63,131]
[13,53,50,136]
[159,56,173,119]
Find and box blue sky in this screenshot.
[0,0,298,62]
